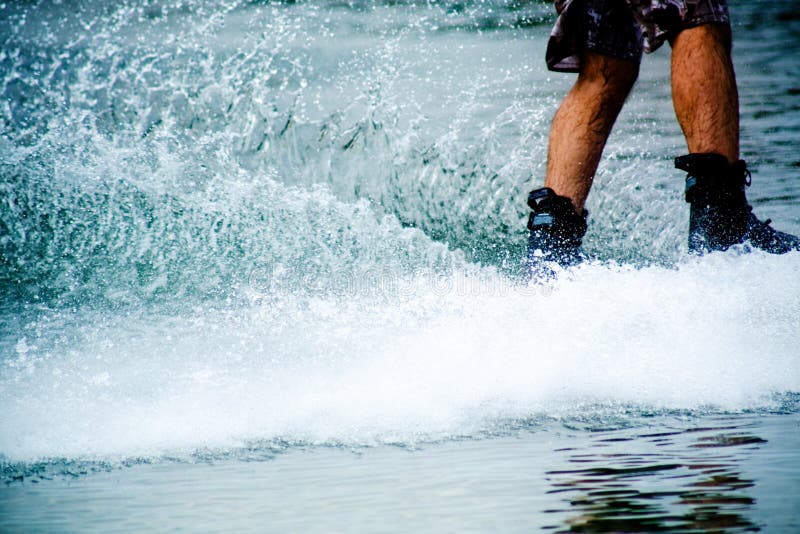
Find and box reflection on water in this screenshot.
[544,420,766,532]
[3,413,799,532]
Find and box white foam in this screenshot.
[2,251,799,462]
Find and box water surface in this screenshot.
[1,1,799,531]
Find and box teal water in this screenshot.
[1,1,799,531]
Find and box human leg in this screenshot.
[527,53,637,275]
[545,52,639,213]
[528,0,643,275]
[670,23,738,163]
[670,23,799,254]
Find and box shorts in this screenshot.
[546,0,730,72]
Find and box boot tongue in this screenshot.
[539,196,588,243]
[526,188,588,245]
[681,154,748,207]
[692,173,746,206]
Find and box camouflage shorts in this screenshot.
[547,0,730,72]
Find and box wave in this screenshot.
[2,253,799,464]
[1,0,799,474]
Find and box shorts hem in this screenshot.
[547,40,643,73]
[644,14,731,52]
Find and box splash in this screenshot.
[2,252,799,462]
[1,1,799,467]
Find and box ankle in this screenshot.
[527,188,588,247]
[675,152,749,207]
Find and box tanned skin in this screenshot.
[544,53,639,213]
[544,22,738,214]
[670,23,739,163]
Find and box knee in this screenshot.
[672,22,733,56]
[576,52,639,100]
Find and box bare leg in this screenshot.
[545,52,639,212]
[670,23,800,255]
[670,23,739,163]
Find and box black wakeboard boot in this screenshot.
[677,153,800,255]
[525,187,588,279]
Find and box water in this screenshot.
[2,416,799,532]
[1,0,799,531]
